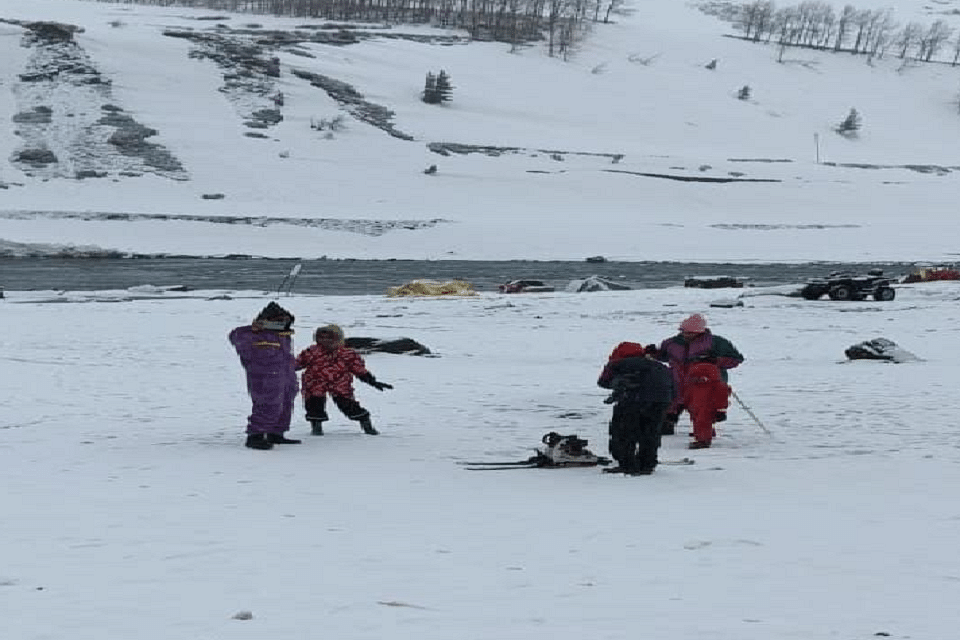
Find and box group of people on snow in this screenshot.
[228,302,392,450]
[597,313,743,475]
[228,303,742,470]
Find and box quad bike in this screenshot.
[800,269,896,301]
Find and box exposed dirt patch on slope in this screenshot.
[0,209,450,238]
[7,20,186,181]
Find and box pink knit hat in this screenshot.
[679,313,707,333]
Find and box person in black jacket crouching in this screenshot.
[597,342,674,476]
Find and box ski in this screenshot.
[456,457,542,467]
[660,458,695,465]
[463,462,605,471]
[463,459,612,471]
[461,456,687,469]
[463,464,542,471]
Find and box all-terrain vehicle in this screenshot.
[800,269,896,301]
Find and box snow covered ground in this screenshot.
[3,281,960,639]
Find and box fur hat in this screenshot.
[315,324,345,344]
[608,341,647,362]
[679,313,707,333]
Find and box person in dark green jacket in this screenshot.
[652,313,743,437]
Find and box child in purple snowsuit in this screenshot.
[229,302,300,450]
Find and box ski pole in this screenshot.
[731,389,771,435]
[276,262,302,297]
[286,262,302,296]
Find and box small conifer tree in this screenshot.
[836,108,861,136]
[435,70,454,103]
[422,72,439,104]
[737,85,751,100]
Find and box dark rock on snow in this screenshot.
[845,338,919,363]
[345,337,431,356]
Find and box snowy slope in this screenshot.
[1,0,959,261]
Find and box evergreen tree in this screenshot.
[836,108,862,136]
[737,85,751,100]
[435,69,454,103]
[422,72,439,104]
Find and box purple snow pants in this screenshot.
[229,325,298,435]
[245,368,298,435]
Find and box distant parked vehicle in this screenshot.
[800,269,895,301]
[900,266,959,283]
[684,275,744,289]
[498,279,555,293]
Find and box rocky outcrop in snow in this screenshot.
[9,20,186,181]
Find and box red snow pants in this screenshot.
[683,362,731,445]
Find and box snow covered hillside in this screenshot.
[1,0,960,261]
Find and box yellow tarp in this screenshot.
[387,279,477,297]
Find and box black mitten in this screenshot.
[359,372,392,391]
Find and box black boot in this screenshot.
[625,467,655,476]
[245,433,273,450]
[359,416,379,435]
[267,432,301,444]
[310,420,324,436]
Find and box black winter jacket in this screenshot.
[598,356,674,404]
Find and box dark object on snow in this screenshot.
[24,21,84,42]
[709,298,744,308]
[345,337,431,356]
[16,149,57,165]
[498,279,554,293]
[800,269,895,301]
[585,255,607,263]
[459,432,611,469]
[845,338,918,363]
[566,275,631,292]
[424,164,437,175]
[685,276,744,289]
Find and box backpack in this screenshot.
[537,432,608,466]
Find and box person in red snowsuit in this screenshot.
[681,360,731,449]
[295,324,392,435]
[228,302,300,450]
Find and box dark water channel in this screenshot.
[0,258,918,295]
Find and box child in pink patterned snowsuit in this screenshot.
[295,324,392,436]
[229,302,300,450]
